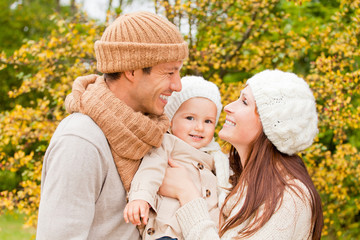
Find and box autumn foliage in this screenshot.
[0,0,359,239]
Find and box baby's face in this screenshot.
[171,97,217,149]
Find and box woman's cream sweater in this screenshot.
[176,179,313,240]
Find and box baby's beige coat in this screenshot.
[129,134,220,240]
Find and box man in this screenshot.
[36,11,188,239]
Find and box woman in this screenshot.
[159,69,324,239]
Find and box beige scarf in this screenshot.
[65,75,170,191]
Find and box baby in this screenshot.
[124,76,231,240]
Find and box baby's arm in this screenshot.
[124,199,150,225]
[125,134,173,224]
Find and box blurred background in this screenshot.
[0,0,359,239]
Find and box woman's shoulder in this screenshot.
[279,179,313,225]
[275,179,313,239]
[284,179,312,205]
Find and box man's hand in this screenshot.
[123,199,150,225]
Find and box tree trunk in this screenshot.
[108,0,113,12]
[70,0,76,13]
[55,0,60,12]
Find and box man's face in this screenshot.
[130,61,183,115]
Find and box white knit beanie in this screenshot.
[246,69,318,155]
[165,76,222,124]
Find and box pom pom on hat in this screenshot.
[246,69,318,155]
[95,11,188,73]
[165,76,222,124]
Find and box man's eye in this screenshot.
[169,72,174,75]
[186,116,194,120]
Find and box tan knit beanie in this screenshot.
[94,11,188,73]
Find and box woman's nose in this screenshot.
[224,102,234,114]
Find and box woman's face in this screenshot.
[219,86,262,152]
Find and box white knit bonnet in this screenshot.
[165,76,230,206]
[246,69,318,155]
[165,76,222,124]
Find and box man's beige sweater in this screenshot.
[36,113,141,240]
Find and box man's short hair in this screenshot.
[104,67,152,81]
[142,67,152,75]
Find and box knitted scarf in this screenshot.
[65,75,170,191]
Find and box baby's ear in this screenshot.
[168,122,173,134]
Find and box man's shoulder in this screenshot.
[53,113,108,147]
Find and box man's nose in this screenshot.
[170,74,182,92]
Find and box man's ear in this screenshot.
[124,70,135,82]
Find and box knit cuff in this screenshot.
[95,41,188,73]
[176,198,211,235]
[128,190,157,213]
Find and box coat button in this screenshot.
[206,189,211,197]
[147,228,155,235]
[197,163,204,170]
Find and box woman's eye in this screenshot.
[186,116,194,120]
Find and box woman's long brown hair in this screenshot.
[219,131,323,239]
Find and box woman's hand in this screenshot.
[158,159,201,206]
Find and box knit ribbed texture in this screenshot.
[65,75,170,191]
[176,198,215,238]
[176,180,313,239]
[165,76,222,124]
[95,11,188,73]
[246,69,318,155]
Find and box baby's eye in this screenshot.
[186,116,194,120]
[242,99,248,105]
[205,119,213,124]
